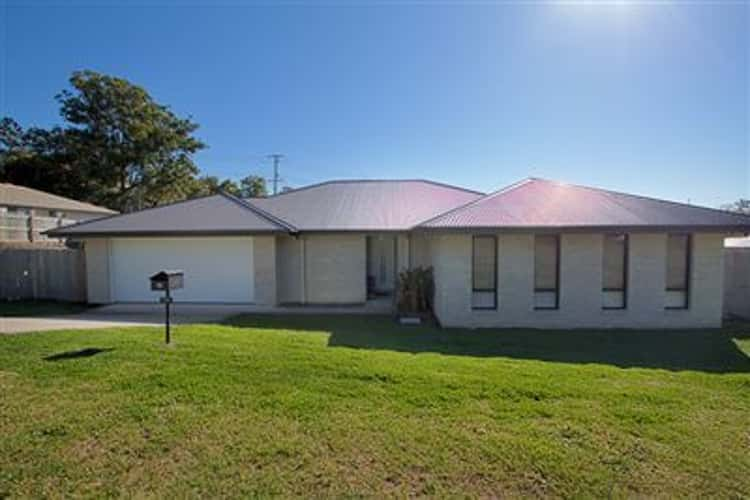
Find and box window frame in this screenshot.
[665,233,691,310]
[533,234,560,310]
[602,233,629,310]
[471,235,498,310]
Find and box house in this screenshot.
[48,178,750,329]
[1,183,116,242]
[0,183,115,221]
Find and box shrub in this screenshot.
[396,266,434,314]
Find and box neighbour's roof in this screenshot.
[246,179,483,231]
[0,183,116,215]
[47,193,289,237]
[420,178,750,232]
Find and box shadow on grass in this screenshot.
[0,300,90,317]
[44,348,114,362]
[225,315,750,374]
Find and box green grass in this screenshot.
[1,316,749,497]
[0,300,89,317]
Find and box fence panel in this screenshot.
[0,246,86,302]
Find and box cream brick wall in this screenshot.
[410,233,432,268]
[276,234,302,304]
[430,232,725,329]
[397,234,410,272]
[253,235,277,306]
[303,234,366,304]
[84,238,112,304]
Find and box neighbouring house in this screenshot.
[48,178,750,329]
[1,183,115,242]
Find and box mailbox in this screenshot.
[149,270,183,345]
[150,270,184,291]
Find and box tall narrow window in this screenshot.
[472,236,497,309]
[665,234,691,309]
[534,235,560,309]
[602,234,628,309]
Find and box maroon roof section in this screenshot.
[421,178,750,231]
[47,192,287,237]
[246,179,483,231]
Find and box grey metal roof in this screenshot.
[247,179,483,231]
[420,178,750,232]
[47,193,287,237]
[46,177,750,238]
[0,183,116,214]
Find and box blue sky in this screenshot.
[1,1,747,206]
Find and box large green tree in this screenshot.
[0,71,271,211]
[0,118,88,199]
[56,70,205,211]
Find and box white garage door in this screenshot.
[110,237,254,303]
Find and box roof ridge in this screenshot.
[416,178,534,227]
[417,179,485,195]
[537,178,750,222]
[220,192,298,232]
[264,178,484,198]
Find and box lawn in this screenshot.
[0,300,89,317]
[1,316,748,497]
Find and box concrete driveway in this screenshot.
[0,303,248,334]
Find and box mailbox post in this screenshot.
[150,270,184,344]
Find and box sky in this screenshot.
[1,0,748,207]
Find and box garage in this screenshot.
[109,237,254,303]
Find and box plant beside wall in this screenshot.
[396,266,434,323]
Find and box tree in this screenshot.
[0,118,90,200]
[187,175,241,198]
[722,199,750,215]
[239,175,267,198]
[1,71,265,211]
[185,174,266,199]
[54,70,205,211]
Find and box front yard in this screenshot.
[1,316,748,497]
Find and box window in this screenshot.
[665,234,691,309]
[534,234,559,309]
[602,234,628,309]
[472,235,497,309]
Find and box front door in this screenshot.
[366,235,396,294]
